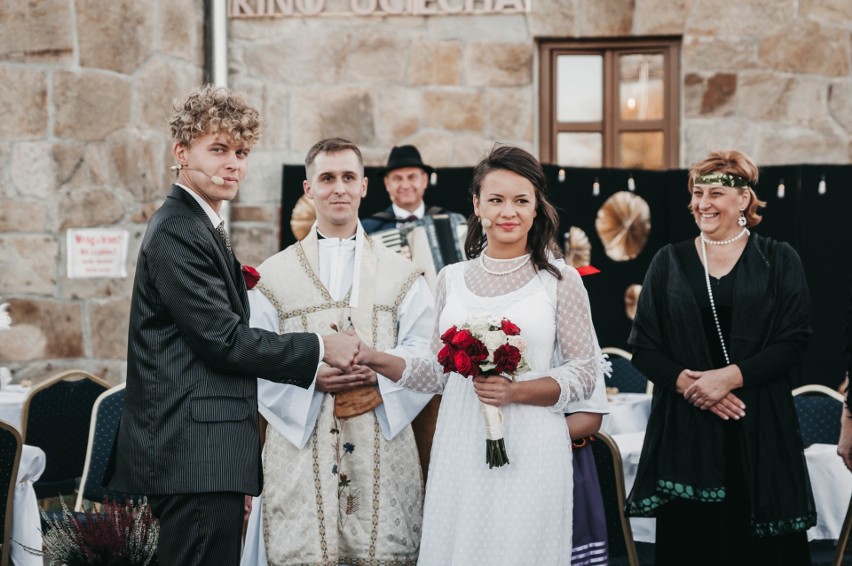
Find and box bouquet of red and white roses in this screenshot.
[438,314,530,468]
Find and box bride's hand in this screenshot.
[473,375,515,407]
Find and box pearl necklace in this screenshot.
[479,253,531,276]
[700,236,731,365]
[700,228,749,246]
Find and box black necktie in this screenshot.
[216,222,233,255]
[401,215,417,222]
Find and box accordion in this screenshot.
[370,213,468,289]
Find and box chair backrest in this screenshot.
[590,430,639,566]
[602,347,651,395]
[20,370,109,500]
[75,383,128,511]
[833,495,852,566]
[0,419,22,566]
[792,384,844,446]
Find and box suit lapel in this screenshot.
[168,186,248,319]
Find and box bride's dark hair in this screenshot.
[464,144,562,279]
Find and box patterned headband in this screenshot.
[694,172,753,189]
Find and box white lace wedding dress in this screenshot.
[399,254,600,565]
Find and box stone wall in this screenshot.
[0,0,204,385]
[1,0,851,383]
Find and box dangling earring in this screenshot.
[738,210,747,227]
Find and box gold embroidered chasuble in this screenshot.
[257,231,425,566]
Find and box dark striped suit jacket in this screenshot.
[107,186,320,496]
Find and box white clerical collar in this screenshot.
[310,222,365,309]
[176,183,222,228]
[391,202,425,220]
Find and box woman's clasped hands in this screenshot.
[679,366,746,421]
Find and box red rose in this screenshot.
[242,265,261,290]
[451,329,473,348]
[441,326,458,344]
[437,344,454,373]
[500,319,521,336]
[494,344,522,374]
[453,350,473,377]
[466,339,489,363]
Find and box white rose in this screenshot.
[507,335,526,355]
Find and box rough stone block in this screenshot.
[0,235,58,295]
[404,130,457,167]
[77,0,153,74]
[701,73,737,116]
[683,118,758,166]
[410,39,462,86]
[0,66,47,141]
[424,90,484,132]
[0,299,83,362]
[157,0,205,64]
[134,57,204,131]
[757,122,848,165]
[290,89,376,148]
[634,0,689,34]
[54,71,132,142]
[427,14,528,42]
[11,142,57,199]
[485,87,533,142]
[90,300,131,359]
[0,200,47,232]
[759,22,849,77]
[527,0,576,37]
[375,87,423,145]
[58,188,125,230]
[231,205,278,223]
[688,0,794,37]
[800,0,852,23]
[828,79,852,132]
[683,37,758,72]
[345,35,409,82]
[85,130,165,202]
[452,133,495,166]
[465,43,532,87]
[243,33,349,85]
[738,72,827,124]
[577,0,634,36]
[0,0,73,63]
[261,85,291,150]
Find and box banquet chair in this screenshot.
[20,369,109,500]
[791,384,844,447]
[590,430,639,566]
[0,419,22,566]
[75,382,129,511]
[601,347,652,395]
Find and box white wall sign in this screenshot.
[67,229,129,279]
[229,0,531,18]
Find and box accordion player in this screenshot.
[368,212,468,290]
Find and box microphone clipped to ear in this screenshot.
[170,163,225,186]
[480,217,493,229]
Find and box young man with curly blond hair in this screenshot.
[107,85,360,565]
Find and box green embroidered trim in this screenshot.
[626,480,726,516]
[694,172,750,188]
[312,427,330,562]
[752,513,817,537]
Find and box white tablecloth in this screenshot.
[601,393,652,436]
[611,431,852,543]
[12,444,45,566]
[0,384,29,430]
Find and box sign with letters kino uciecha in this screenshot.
[229,0,531,18]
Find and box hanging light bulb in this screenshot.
[776,178,785,199]
[430,172,438,186]
[558,168,566,183]
[592,178,600,197]
[627,176,636,192]
[818,175,826,195]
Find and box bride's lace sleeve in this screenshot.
[395,268,450,394]
[548,266,600,412]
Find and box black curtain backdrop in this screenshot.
[280,163,852,389]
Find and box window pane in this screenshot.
[619,54,664,121]
[619,131,664,170]
[556,55,602,122]
[557,132,602,167]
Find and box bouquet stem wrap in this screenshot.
[481,402,509,468]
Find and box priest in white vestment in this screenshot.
[241,138,435,566]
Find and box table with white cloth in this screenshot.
[611,431,852,543]
[0,384,45,565]
[601,393,652,435]
[0,384,29,430]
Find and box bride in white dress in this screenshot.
[359,145,602,565]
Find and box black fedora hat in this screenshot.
[378,145,434,176]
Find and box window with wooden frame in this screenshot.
[539,38,681,170]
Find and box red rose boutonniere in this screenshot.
[242,265,261,290]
